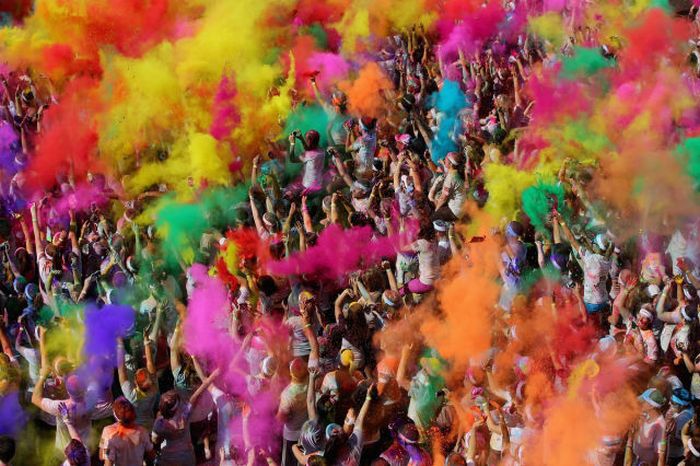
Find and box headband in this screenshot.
[681,306,693,322]
[382,293,397,307]
[689,438,700,458]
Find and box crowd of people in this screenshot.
[0,1,700,466]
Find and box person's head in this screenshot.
[322,424,347,463]
[433,219,448,237]
[671,387,693,412]
[0,436,15,464]
[290,358,308,383]
[381,289,401,316]
[445,453,467,466]
[637,307,654,331]
[53,357,74,379]
[444,151,463,171]
[261,355,278,378]
[505,221,523,241]
[52,230,68,249]
[64,439,89,466]
[359,117,377,134]
[394,133,411,150]
[44,243,58,267]
[397,421,420,448]
[331,91,347,112]
[263,212,279,233]
[21,282,36,306]
[686,436,700,465]
[550,243,570,271]
[299,419,326,456]
[256,275,277,297]
[88,172,106,189]
[65,375,86,401]
[418,221,436,242]
[113,396,137,426]
[134,368,153,392]
[12,275,27,295]
[159,390,181,419]
[307,456,328,466]
[639,388,666,419]
[351,181,370,200]
[305,130,321,150]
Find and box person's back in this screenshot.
[101,423,151,466]
[35,375,93,451]
[100,396,153,466]
[152,391,195,466]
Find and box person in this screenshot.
[151,369,219,466]
[628,388,668,466]
[289,130,325,193]
[32,368,93,452]
[348,117,378,174]
[324,384,376,466]
[117,329,160,431]
[433,152,466,221]
[99,396,155,466]
[666,388,694,465]
[401,223,440,298]
[278,358,310,466]
[559,218,613,326]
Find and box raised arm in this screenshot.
[0,322,12,359]
[396,344,412,390]
[382,260,400,292]
[31,328,50,409]
[116,337,129,387]
[556,215,583,254]
[248,190,266,237]
[30,202,44,259]
[169,323,182,375]
[354,383,376,432]
[306,366,319,421]
[331,151,354,189]
[301,195,314,234]
[189,368,220,406]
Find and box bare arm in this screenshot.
[557,216,582,254]
[116,338,129,387]
[396,344,412,390]
[189,368,220,406]
[144,336,156,376]
[334,289,353,322]
[301,195,314,234]
[30,203,44,258]
[31,330,49,409]
[332,153,354,189]
[169,324,182,374]
[249,191,266,236]
[306,368,319,421]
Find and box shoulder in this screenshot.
[101,423,119,441]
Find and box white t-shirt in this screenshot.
[351,132,377,172]
[300,149,325,189]
[441,171,466,217]
[633,414,666,464]
[100,423,153,466]
[580,249,611,305]
[413,239,440,285]
[209,386,238,453]
[40,398,93,450]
